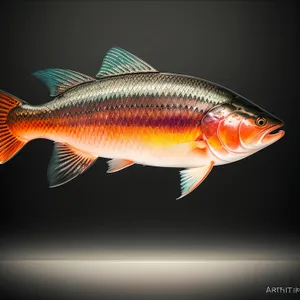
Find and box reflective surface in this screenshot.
[1,258,299,300]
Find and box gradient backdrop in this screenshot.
[0,1,299,299]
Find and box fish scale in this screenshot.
[0,47,284,198]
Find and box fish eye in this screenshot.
[255,116,267,127]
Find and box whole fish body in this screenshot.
[0,47,284,198]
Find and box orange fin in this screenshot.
[177,161,214,200]
[0,90,27,163]
[48,143,97,187]
[107,158,134,173]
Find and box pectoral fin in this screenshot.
[48,143,97,187]
[177,161,214,200]
[107,158,135,173]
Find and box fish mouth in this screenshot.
[261,123,285,144]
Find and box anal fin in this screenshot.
[48,143,97,187]
[177,161,214,200]
[107,158,134,173]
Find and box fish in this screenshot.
[0,47,285,199]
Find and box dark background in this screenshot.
[0,0,299,298]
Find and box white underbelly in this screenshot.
[80,142,225,168]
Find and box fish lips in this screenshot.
[253,123,285,147]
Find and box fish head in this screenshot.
[230,96,285,151]
[202,97,284,162]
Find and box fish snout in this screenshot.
[261,122,285,145]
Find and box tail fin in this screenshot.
[0,90,27,163]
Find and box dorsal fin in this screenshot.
[33,69,94,97]
[96,47,158,78]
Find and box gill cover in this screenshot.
[218,112,249,153]
[201,104,245,163]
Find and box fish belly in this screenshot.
[76,125,215,168]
